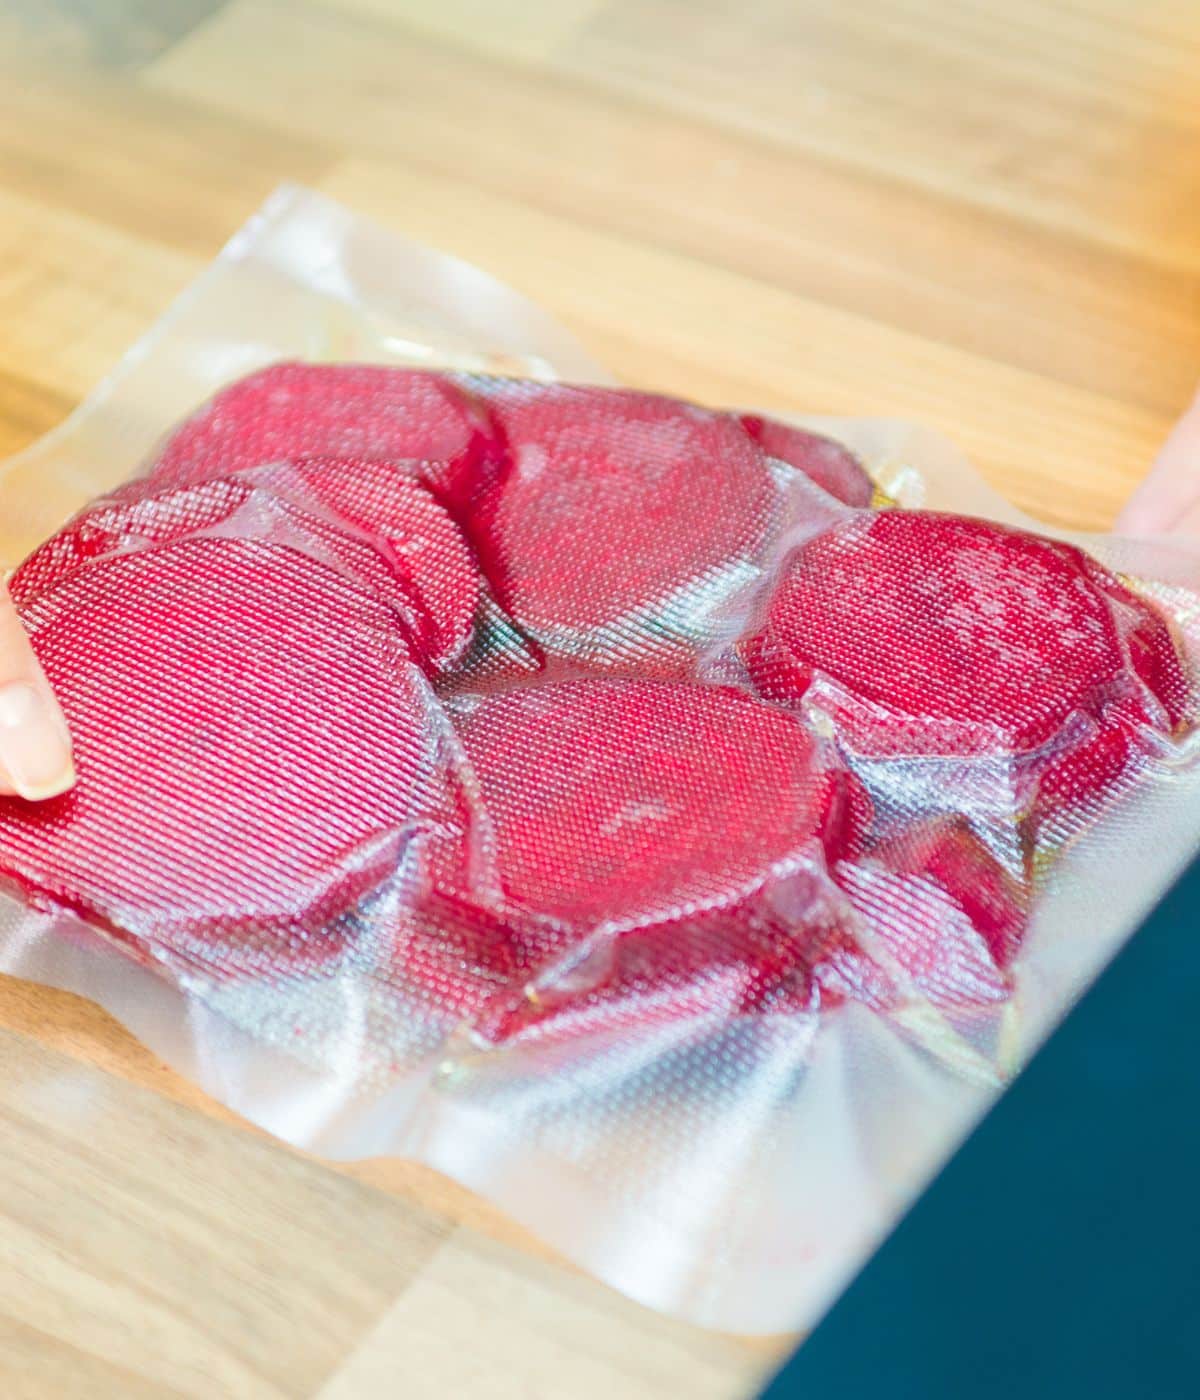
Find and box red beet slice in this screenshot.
[244,457,481,671]
[742,511,1192,818]
[467,817,1019,1041]
[13,463,481,674]
[832,822,1026,1015]
[739,414,873,507]
[149,362,500,513]
[416,678,870,1038]
[357,895,521,1030]
[462,382,780,668]
[0,536,456,975]
[11,475,258,601]
[12,473,442,671]
[453,679,866,928]
[467,897,863,1047]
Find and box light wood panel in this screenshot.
[551,0,1200,267]
[0,0,1197,1390]
[148,0,1200,419]
[0,63,334,255]
[320,158,1163,528]
[0,1027,445,1396]
[0,1024,765,1397]
[0,186,198,400]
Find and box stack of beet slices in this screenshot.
[0,364,1191,1065]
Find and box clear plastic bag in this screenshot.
[1,186,1197,1334]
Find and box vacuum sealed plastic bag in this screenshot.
[2,187,1198,1334]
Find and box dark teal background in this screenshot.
[761,849,1200,1398]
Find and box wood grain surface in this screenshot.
[0,1,1198,1393]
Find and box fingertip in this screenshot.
[1114,497,1163,536]
[1117,386,1200,536]
[0,681,77,802]
[0,756,77,802]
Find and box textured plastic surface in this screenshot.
[0,187,1198,1334]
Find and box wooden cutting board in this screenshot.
[0,2,1197,1393]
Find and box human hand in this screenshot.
[1117,389,1200,538]
[0,578,74,800]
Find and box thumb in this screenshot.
[0,578,75,801]
[1117,386,1200,536]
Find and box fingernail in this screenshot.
[0,682,76,800]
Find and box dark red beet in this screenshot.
[462,382,780,668]
[149,362,500,513]
[13,463,481,675]
[741,511,1191,819]
[0,537,456,975]
[739,414,873,507]
[832,822,1026,1015]
[423,678,870,1041]
[251,457,481,670]
[335,892,518,1029]
[475,823,1043,1048]
[467,899,870,1048]
[12,475,257,600]
[452,679,866,929]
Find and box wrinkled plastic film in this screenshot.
[1,187,1198,1335]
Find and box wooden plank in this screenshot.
[0,64,334,256]
[0,1024,766,1397]
[0,1026,447,1397]
[329,0,607,64]
[319,158,1165,528]
[144,0,1200,418]
[0,1316,173,1400]
[0,187,199,403]
[550,0,1200,268]
[0,371,75,461]
[318,1232,773,1400]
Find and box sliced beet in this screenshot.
[462,381,780,669]
[452,678,866,929]
[466,899,866,1048]
[0,536,456,975]
[832,821,1027,1015]
[13,463,481,675]
[742,511,1192,818]
[419,678,870,1039]
[11,475,256,601]
[369,896,523,1029]
[490,819,1026,1045]
[247,457,481,671]
[739,414,873,507]
[149,362,500,513]
[11,472,439,670]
